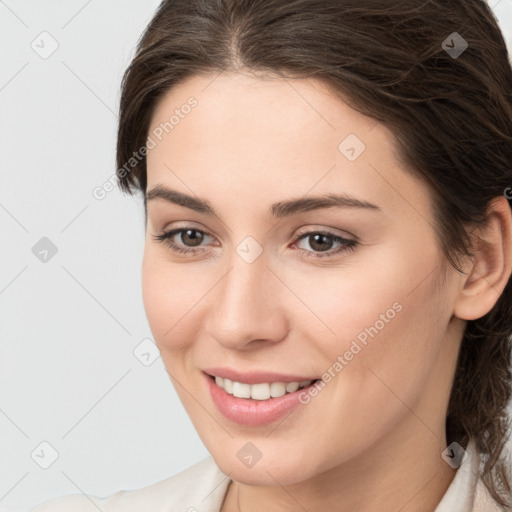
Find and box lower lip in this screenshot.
[205,373,318,426]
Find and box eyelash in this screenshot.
[152,227,357,260]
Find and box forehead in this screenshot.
[148,71,379,148]
[146,72,434,226]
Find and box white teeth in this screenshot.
[285,381,299,393]
[232,381,251,399]
[213,376,314,400]
[224,378,233,394]
[270,382,286,398]
[251,383,271,400]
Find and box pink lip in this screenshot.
[203,372,319,426]
[202,367,318,384]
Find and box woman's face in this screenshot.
[142,71,465,485]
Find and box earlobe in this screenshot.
[453,195,512,321]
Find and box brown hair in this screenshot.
[116,0,512,507]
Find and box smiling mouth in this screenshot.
[208,374,320,401]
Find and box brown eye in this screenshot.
[307,233,335,252]
[179,229,204,247]
[294,230,357,259]
[153,227,214,255]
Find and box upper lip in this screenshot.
[203,367,319,384]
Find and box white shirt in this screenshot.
[19,438,505,511]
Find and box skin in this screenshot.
[141,71,512,512]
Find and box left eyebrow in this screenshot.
[270,193,381,217]
[145,185,382,218]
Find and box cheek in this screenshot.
[291,246,448,402]
[325,271,449,433]
[141,246,207,353]
[272,249,411,358]
[285,275,449,462]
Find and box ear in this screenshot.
[453,195,512,321]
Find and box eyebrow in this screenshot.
[146,185,381,218]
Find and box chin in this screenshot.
[209,447,322,486]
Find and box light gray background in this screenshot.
[1,1,511,510]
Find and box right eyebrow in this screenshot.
[146,185,214,215]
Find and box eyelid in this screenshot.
[294,224,357,241]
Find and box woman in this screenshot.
[29,0,512,510]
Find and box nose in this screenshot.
[204,251,289,351]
